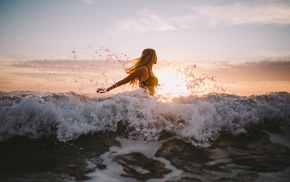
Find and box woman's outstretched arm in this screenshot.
[97,67,147,93]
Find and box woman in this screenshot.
[96,48,159,95]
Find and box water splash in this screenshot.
[183,65,230,95]
[1,91,289,148]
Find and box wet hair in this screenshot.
[125,48,157,86]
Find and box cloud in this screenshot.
[82,0,96,5]
[0,57,16,62]
[110,1,290,34]
[192,1,290,26]
[113,9,176,34]
[252,50,290,60]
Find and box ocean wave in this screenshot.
[1,91,289,148]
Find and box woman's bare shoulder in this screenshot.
[132,66,149,81]
[134,66,148,74]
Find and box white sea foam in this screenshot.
[0,91,290,148]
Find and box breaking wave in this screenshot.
[1,91,289,148]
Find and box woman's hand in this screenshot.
[96,88,107,93]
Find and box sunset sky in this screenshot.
[1,0,290,95]
[1,0,290,61]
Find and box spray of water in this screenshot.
[29,47,231,96]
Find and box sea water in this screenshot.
[1,91,290,181]
[1,51,290,181]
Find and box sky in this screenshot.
[1,0,290,62]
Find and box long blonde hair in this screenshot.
[125,48,157,86]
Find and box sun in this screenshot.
[156,69,191,96]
